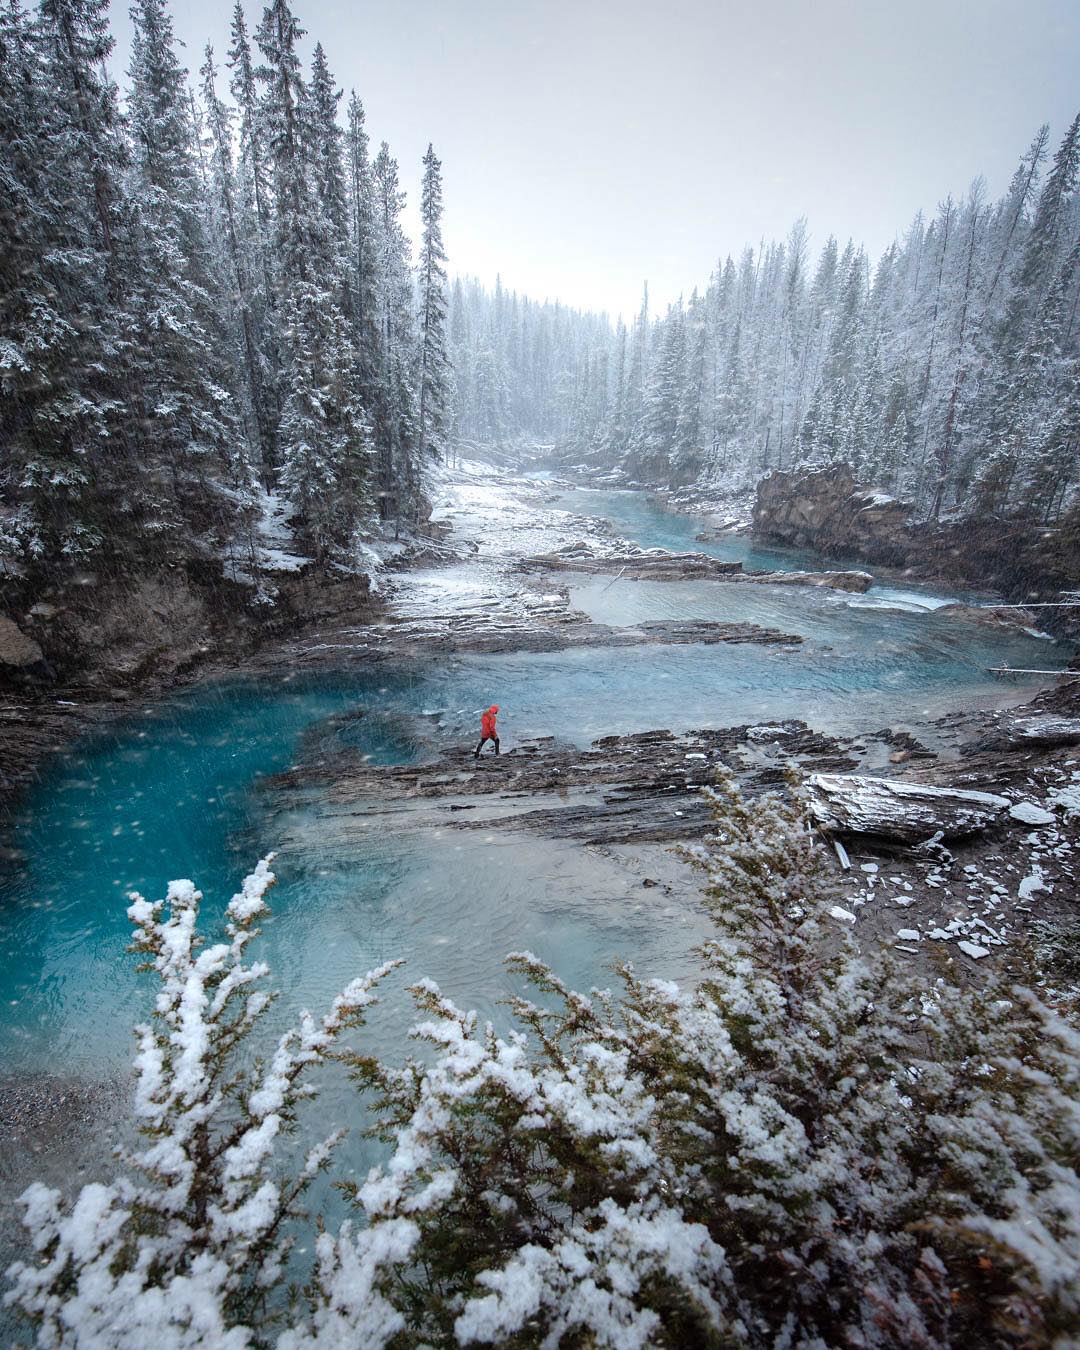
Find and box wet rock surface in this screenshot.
[263,674,1080,986]
[254,613,803,668]
[0,615,46,675]
[267,720,861,843]
[521,539,874,591]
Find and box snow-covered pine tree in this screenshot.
[227,0,283,475]
[0,0,125,569]
[633,301,685,479]
[199,45,274,479]
[372,142,419,527]
[672,299,707,481]
[345,91,382,423]
[256,0,372,560]
[305,42,351,298]
[416,142,451,462]
[124,0,253,558]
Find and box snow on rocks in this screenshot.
[957,940,990,960]
[1008,801,1055,826]
[806,773,1009,843]
[1003,716,1080,748]
[1047,773,1080,818]
[1018,865,1049,901]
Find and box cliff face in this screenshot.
[752,465,1080,634]
[752,465,913,566]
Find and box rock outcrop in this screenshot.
[752,465,912,564]
[524,541,743,580]
[805,772,1009,843]
[0,615,50,681]
[751,464,1080,636]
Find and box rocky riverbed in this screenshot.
[262,673,1079,990]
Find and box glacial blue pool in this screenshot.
[546,484,849,572]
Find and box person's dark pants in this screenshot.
[474,735,500,757]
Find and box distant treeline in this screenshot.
[453,118,1080,521]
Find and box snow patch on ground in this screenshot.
[1047,775,1080,818]
[1009,801,1056,826]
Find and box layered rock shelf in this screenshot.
[279,615,804,665]
[266,721,864,843]
[520,541,874,591]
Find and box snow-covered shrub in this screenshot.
[7,782,1080,1347]
[5,858,401,1348]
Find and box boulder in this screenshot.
[0,615,49,678]
[1003,716,1080,748]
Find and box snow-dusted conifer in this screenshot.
[256,0,373,558]
[0,0,124,568]
[124,0,252,553]
[372,142,419,526]
[416,142,452,462]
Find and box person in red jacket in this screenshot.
[474,704,500,758]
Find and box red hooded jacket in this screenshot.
[481,705,499,738]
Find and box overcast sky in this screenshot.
[107,0,1080,321]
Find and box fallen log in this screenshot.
[806,772,1009,843]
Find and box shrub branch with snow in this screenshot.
[6,782,1079,1347]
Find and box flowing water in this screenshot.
[0,475,1072,1089]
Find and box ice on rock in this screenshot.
[957,940,990,959]
[896,929,920,942]
[1008,801,1055,826]
[1018,865,1048,902]
[829,906,857,923]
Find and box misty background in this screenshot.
[104,0,1080,319]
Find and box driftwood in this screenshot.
[806,773,1009,843]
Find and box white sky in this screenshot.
[108,0,1080,321]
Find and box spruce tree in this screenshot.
[345,91,381,406]
[1,0,126,569]
[125,0,251,555]
[416,142,451,462]
[199,45,273,474]
[256,0,372,559]
[372,142,419,526]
